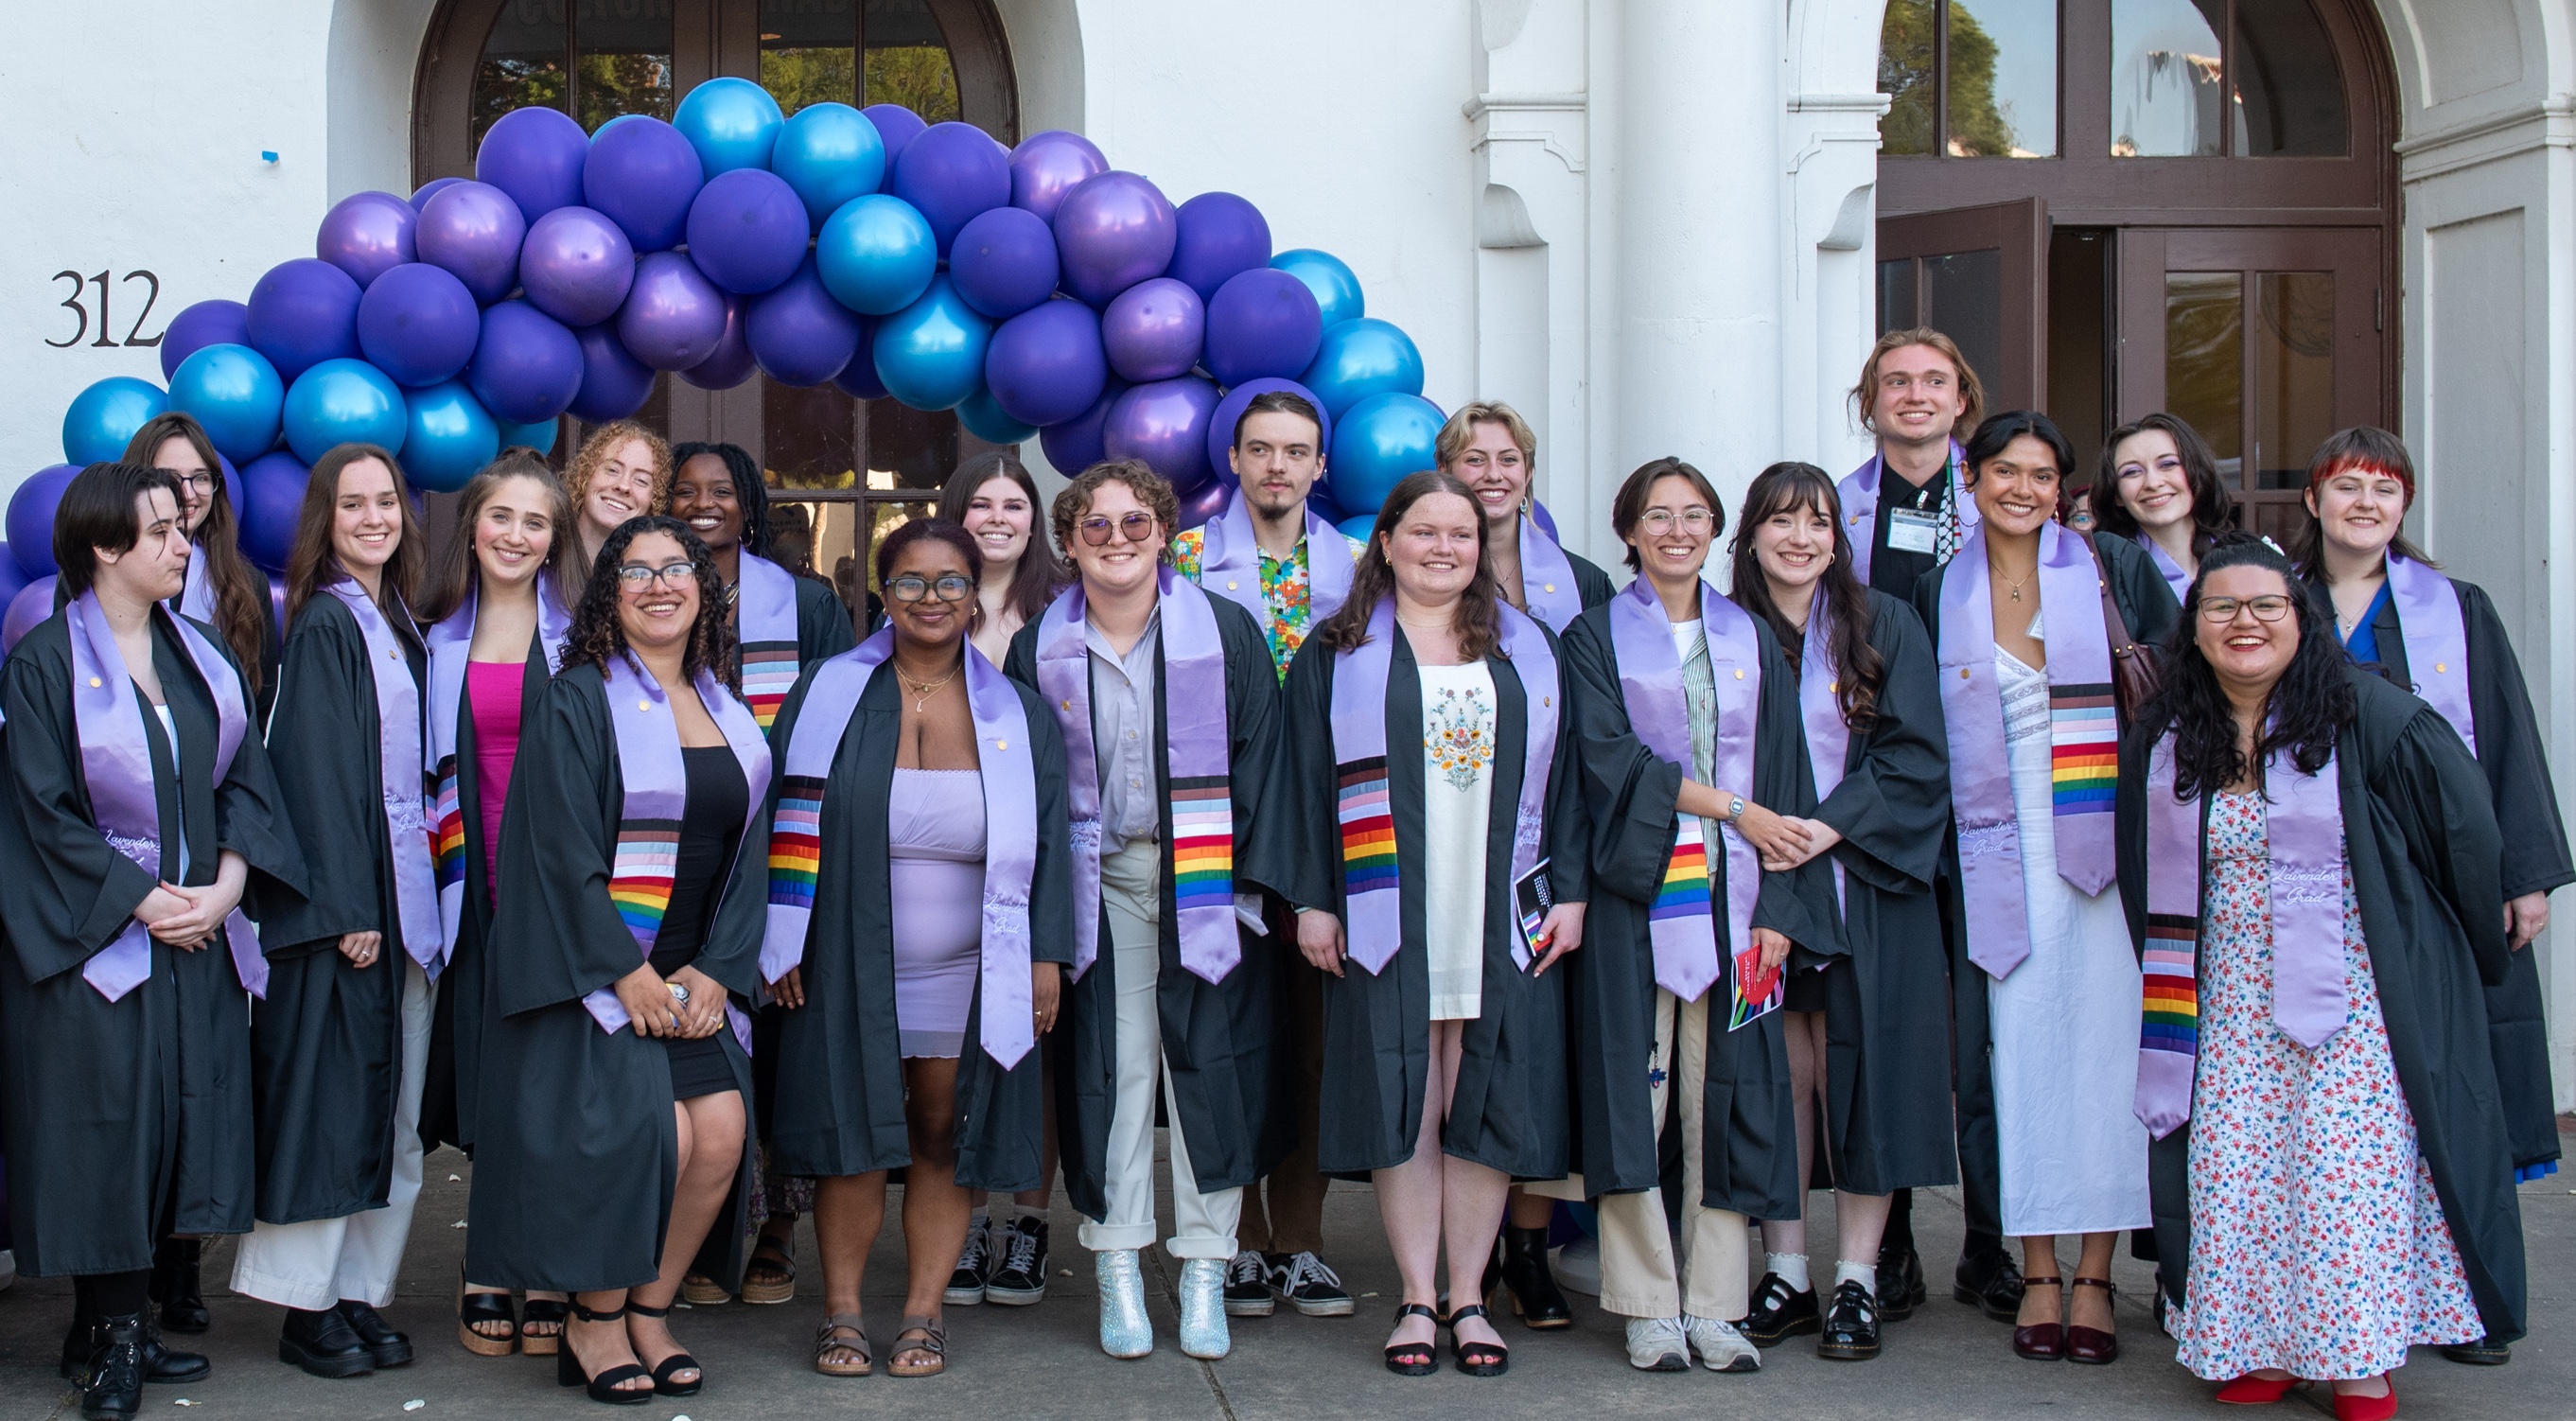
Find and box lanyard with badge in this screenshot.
[1883,451,1951,556]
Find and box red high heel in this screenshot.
[2332,1377,2397,1421]
[2216,1374,2303,1404]
[2010,1275,2063,1360]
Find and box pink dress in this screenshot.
[465,660,525,901]
[889,767,986,1059]
[2171,792,2481,1380]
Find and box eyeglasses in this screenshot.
[1637,508,1713,535]
[616,562,698,589]
[174,473,217,494]
[2199,595,2294,623]
[1078,512,1160,546]
[887,572,974,604]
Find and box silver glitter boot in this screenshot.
[1177,1257,1232,1360]
[1095,1250,1152,1359]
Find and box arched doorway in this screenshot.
[1873,0,2397,538]
[413,0,1019,606]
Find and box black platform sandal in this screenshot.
[623,1300,703,1396]
[1447,1303,1510,1377]
[519,1296,569,1358]
[457,1266,517,1357]
[1383,1303,1439,1377]
[555,1301,653,1406]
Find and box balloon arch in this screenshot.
[9,79,1469,644]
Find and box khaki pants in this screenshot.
[1594,987,1750,1321]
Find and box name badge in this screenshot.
[1886,506,1940,554]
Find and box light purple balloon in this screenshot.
[356,262,482,387]
[1054,171,1178,308]
[686,167,810,296]
[411,176,464,211]
[891,121,1011,255]
[245,258,363,382]
[987,298,1108,429]
[618,252,730,372]
[571,322,657,422]
[1169,192,1270,304]
[159,299,252,380]
[476,105,591,224]
[1177,477,1231,532]
[584,114,703,252]
[1204,267,1323,388]
[417,180,527,305]
[4,577,58,655]
[468,301,585,424]
[1103,376,1220,493]
[1008,130,1109,224]
[950,206,1060,321]
[677,295,754,390]
[862,104,927,167]
[519,206,638,327]
[747,255,862,388]
[1100,278,1204,384]
[316,191,419,289]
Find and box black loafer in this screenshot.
[2442,1335,2512,1366]
[336,1300,413,1369]
[277,1307,374,1379]
[1816,1280,1882,1360]
[1953,1249,2024,1324]
[1738,1272,1821,1346]
[1876,1240,1925,1322]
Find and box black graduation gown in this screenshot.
[1244,622,1593,1181]
[421,629,557,1156]
[2117,667,2528,1342]
[0,611,305,1277]
[1908,530,2182,1238]
[1557,605,1837,1219]
[463,665,764,1292]
[1005,597,1285,1215]
[171,566,283,723]
[1795,589,1959,1196]
[764,666,1075,1188]
[248,591,429,1225]
[2332,575,2572,1171]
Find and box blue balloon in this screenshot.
[468,301,585,424]
[891,121,1011,256]
[949,206,1060,320]
[283,359,406,464]
[986,298,1108,428]
[159,299,252,380]
[773,102,886,231]
[832,323,889,400]
[399,379,500,493]
[872,275,991,411]
[238,450,309,571]
[686,167,810,296]
[571,323,659,423]
[7,465,78,577]
[497,416,560,456]
[746,255,863,388]
[1326,392,1445,514]
[61,377,168,465]
[167,343,288,463]
[245,258,365,382]
[355,262,482,387]
[1040,379,1126,477]
[816,194,938,316]
[1299,318,1424,419]
[1270,249,1364,328]
[674,77,784,179]
[862,104,927,167]
[584,114,703,251]
[1336,513,1378,545]
[956,386,1038,445]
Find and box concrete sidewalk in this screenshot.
[4,1149,2567,1419]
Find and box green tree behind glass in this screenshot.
[1880,0,1936,155]
[1942,4,2017,157]
[866,45,960,123]
[762,49,859,116]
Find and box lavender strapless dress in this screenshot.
[890,768,987,1058]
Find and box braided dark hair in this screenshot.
[669,441,772,557]
[561,516,741,693]
[2141,531,2354,799]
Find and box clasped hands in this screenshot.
[614,962,732,1040]
[130,850,249,953]
[1726,798,1842,874]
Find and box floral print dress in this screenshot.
[2171,791,2481,1380]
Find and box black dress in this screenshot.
[654,746,748,1102]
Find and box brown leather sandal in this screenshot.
[813,1315,872,1377]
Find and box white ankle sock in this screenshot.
[1835,1259,1877,1296]
[1766,1253,1811,1292]
[969,1208,990,1233]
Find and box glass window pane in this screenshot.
[1945,0,2056,157]
[475,0,569,151]
[761,0,858,115]
[1879,0,1938,157]
[2232,0,2346,156]
[864,0,960,123]
[762,378,859,490]
[2252,272,2335,489]
[769,500,867,614]
[1922,250,2003,399]
[2164,271,2244,483]
[861,499,937,598]
[2112,0,2223,156]
[575,0,675,130]
[1878,257,1920,335]
[867,399,959,490]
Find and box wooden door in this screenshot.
[1877,198,2050,413]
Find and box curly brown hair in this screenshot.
[560,515,741,693]
[567,420,675,520]
[1313,469,1504,663]
[1049,458,1179,562]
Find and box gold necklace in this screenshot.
[897,662,961,711]
[1995,562,2036,603]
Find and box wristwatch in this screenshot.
[667,981,691,1005]
[1726,796,1747,823]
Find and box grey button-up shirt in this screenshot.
[1086,609,1164,852]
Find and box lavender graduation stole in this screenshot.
[66,593,269,1002]
[425,579,571,949]
[1197,490,1358,625]
[734,553,803,730]
[2137,535,2192,605]
[2135,731,2348,1138]
[324,579,447,976]
[1798,593,1852,911]
[2382,553,2476,756]
[175,548,216,623]
[762,630,1043,1066]
[1936,521,2117,978]
[585,653,774,1052]
[1516,516,1584,632]
[1033,570,1239,983]
[1329,598,1559,974]
[1838,440,1973,586]
[1611,578,1757,1002]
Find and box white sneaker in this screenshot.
[1683,1313,1761,1373]
[1624,1315,1690,1371]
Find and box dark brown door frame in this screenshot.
[1879,197,2051,413]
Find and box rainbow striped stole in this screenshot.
[735,553,804,729]
[765,774,826,912]
[1650,816,1712,923]
[2133,737,2203,1139]
[1336,757,1396,899]
[2048,682,2119,816]
[429,757,466,895]
[741,643,799,728]
[608,819,683,950]
[1170,776,1235,914]
[2139,912,2200,1059]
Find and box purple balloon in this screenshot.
[677,296,754,390]
[686,168,810,296]
[1103,376,1220,493]
[7,465,77,578]
[987,298,1108,429]
[1205,377,1334,485]
[315,191,420,289]
[1041,382,1124,477]
[832,321,889,399]
[891,121,1011,256]
[356,263,482,387]
[618,252,731,372]
[468,301,585,423]
[1054,172,1178,307]
[245,258,363,382]
[1203,268,1324,388]
[417,181,527,304]
[519,206,638,327]
[159,299,252,380]
[950,207,1060,321]
[238,450,309,571]
[1008,130,1108,224]
[584,114,703,252]
[1100,278,1204,384]
[1177,477,1231,532]
[1169,193,1271,304]
[747,255,862,388]
[476,105,592,224]
[411,176,464,211]
[572,322,658,422]
[0,543,27,613]
[862,105,927,167]
[3,577,57,654]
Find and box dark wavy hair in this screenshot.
[1726,461,1886,731]
[123,412,270,693]
[2089,412,2235,556]
[1961,410,2076,509]
[2142,532,2354,799]
[562,516,740,693]
[670,441,773,558]
[285,444,425,628]
[937,448,1067,624]
[1314,469,1504,663]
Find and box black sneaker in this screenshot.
[1815,1280,1882,1360]
[1223,1251,1275,1317]
[1266,1252,1355,1317]
[1876,1240,1925,1322]
[1738,1272,1821,1347]
[945,1216,993,1305]
[984,1215,1049,1306]
[335,1301,412,1369]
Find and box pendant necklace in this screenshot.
[1998,563,2035,603]
[898,663,960,711]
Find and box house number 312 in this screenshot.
[48,271,166,349]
